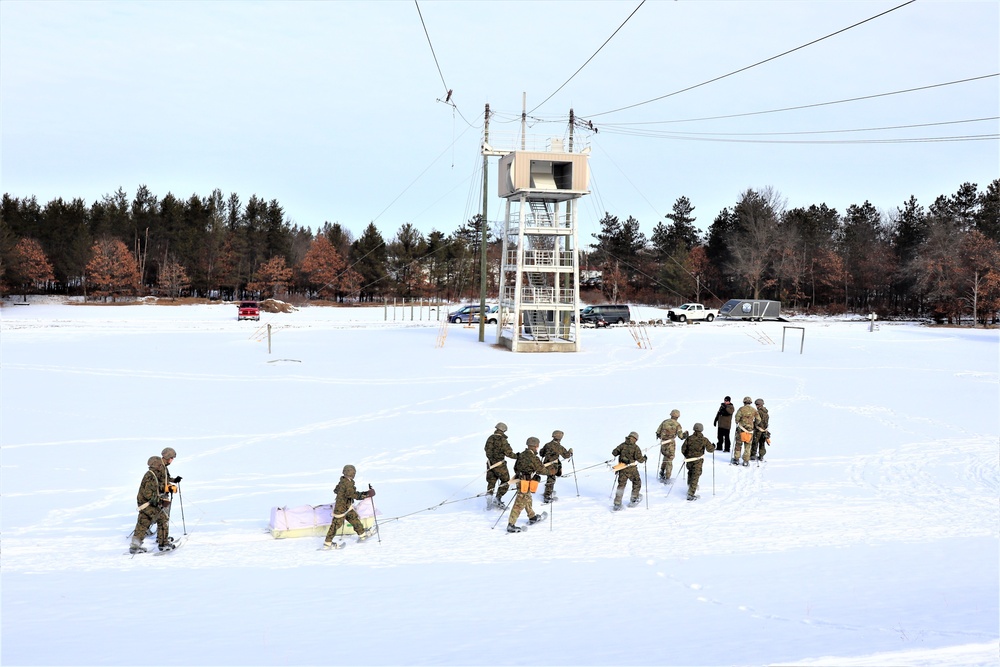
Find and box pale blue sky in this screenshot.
[1,0,997,243]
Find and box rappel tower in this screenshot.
[491,136,591,352]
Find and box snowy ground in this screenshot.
[1,299,997,666]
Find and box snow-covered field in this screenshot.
[1,300,997,667]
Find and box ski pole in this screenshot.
[491,489,513,530]
[644,458,649,509]
[656,449,662,483]
[571,456,580,497]
[368,484,381,544]
[712,450,716,496]
[178,486,187,535]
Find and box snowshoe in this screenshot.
[357,525,378,542]
[731,458,739,466]
[742,460,749,467]
[628,495,643,507]
[528,512,547,525]
[612,503,623,512]
[158,542,176,552]
[129,545,147,555]
[493,498,507,510]
[687,493,700,502]
[506,524,522,533]
[320,541,346,551]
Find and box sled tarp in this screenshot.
[268,498,378,538]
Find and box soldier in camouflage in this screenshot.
[750,398,770,461]
[732,396,760,466]
[507,438,549,532]
[681,423,715,501]
[485,422,516,509]
[612,432,647,510]
[324,465,376,547]
[539,430,573,504]
[151,447,181,536]
[130,455,175,553]
[655,409,685,482]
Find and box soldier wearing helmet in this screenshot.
[611,431,647,510]
[655,409,687,483]
[152,447,182,537]
[506,437,550,532]
[539,430,573,504]
[484,422,516,510]
[323,464,377,548]
[733,397,761,466]
[750,398,770,462]
[130,455,174,554]
[680,422,715,501]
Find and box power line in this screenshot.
[595,131,999,145]
[528,0,646,115]
[597,74,1000,127]
[413,0,474,127]
[599,116,999,137]
[584,0,918,119]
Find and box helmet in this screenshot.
[343,465,357,478]
[670,409,680,419]
[495,422,508,433]
[724,396,731,402]
[693,423,704,432]
[755,398,764,407]
[161,447,177,459]
[743,396,752,404]
[526,437,540,448]
[552,430,564,439]
[628,431,639,441]
[147,456,164,469]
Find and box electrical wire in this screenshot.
[584,0,918,119]
[600,116,999,137]
[528,0,646,115]
[413,0,474,127]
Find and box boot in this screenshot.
[158,542,175,552]
[529,514,544,525]
[612,503,623,511]
[686,493,699,501]
[506,524,521,533]
[494,497,506,510]
[129,543,147,554]
[731,458,738,466]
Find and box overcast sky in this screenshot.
[1,0,997,244]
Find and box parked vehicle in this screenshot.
[237,300,260,321]
[448,304,498,324]
[667,303,719,323]
[719,299,783,321]
[578,304,630,327]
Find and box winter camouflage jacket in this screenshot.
[333,475,367,514]
[612,440,646,465]
[713,402,735,429]
[485,431,516,465]
[514,448,549,481]
[136,462,165,508]
[756,406,769,432]
[735,405,760,433]
[539,439,571,475]
[682,432,715,459]
[655,418,682,441]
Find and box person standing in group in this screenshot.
[323,465,376,548]
[507,437,549,533]
[733,396,760,466]
[130,456,175,554]
[539,430,573,504]
[681,423,715,501]
[612,432,647,510]
[655,409,684,483]
[751,398,770,461]
[713,397,735,454]
[485,422,517,510]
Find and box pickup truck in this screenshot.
[237,300,261,321]
[666,303,718,323]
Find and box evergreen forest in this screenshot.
[2,178,998,324]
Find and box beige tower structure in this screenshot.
[494,141,590,352]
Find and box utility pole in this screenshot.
[479,103,490,342]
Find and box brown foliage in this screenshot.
[86,237,141,300]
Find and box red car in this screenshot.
[237,301,260,321]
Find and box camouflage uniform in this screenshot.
[131,457,172,552]
[539,431,572,503]
[485,428,516,505]
[681,429,715,498]
[324,470,370,543]
[152,447,180,534]
[733,399,760,464]
[713,399,735,452]
[612,434,647,507]
[508,442,549,528]
[655,411,684,481]
[751,401,769,461]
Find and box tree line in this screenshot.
[1,179,998,323]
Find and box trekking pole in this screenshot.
[656,449,662,483]
[609,470,619,500]
[571,456,580,497]
[491,489,513,530]
[712,450,716,496]
[178,486,187,535]
[368,485,381,544]
[644,459,649,509]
